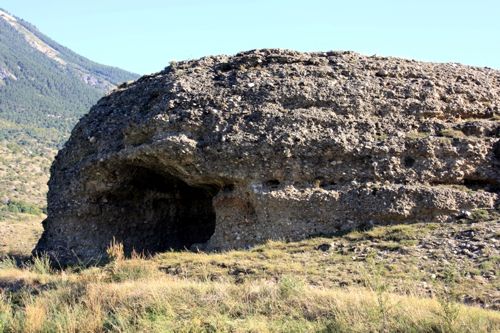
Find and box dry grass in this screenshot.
[0,218,499,332]
[406,131,431,140]
[0,214,43,257]
[0,212,498,332]
[0,257,499,333]
[439,128,466,139]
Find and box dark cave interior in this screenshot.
[100,166,218,255]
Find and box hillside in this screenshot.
[0,8,138,148]
[0,8,139,221]
[0,10,498,332]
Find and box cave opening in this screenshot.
[102,166,219,256]
[463,178,499,193]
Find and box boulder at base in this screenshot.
[35,49,499,264]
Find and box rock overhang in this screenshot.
[35,49,500,264]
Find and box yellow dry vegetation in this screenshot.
[0,257,498,332]
[0,219,499,333]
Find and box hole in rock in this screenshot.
[403,156,416,168]
[264,179,281,189]
[493,141,500,160]
[463,178,499,193]
[101,166,219,256]
[222,184,235,193]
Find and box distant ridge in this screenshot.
[0,8,139,148]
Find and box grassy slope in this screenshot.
[0,141,46,258]
[0,140,53,225]
[0,9,138,225]
[0,141,54,204]
[0,214,42,259]
[0,214,498,332]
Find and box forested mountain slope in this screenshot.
[0,8,138,219]
[0,8,139,148]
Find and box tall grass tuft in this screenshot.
[106,237,125,263]
[0,256,18,269]
[435,266,461,333]
[30,254,52,275]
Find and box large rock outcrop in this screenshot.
[35,49,499,264]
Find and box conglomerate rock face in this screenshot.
[35,49,499,264]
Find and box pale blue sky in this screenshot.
[2,0,499,74]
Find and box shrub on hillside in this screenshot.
[0,200,42,215]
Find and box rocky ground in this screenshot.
[156,212,500,311]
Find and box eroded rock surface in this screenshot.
[35,49,500,264]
